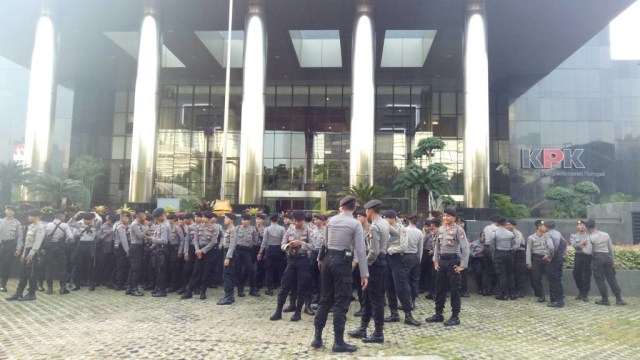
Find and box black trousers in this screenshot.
[166,245,180,290]
[547,255,564,303]
[264,245,285,290]
[254,245,265,288]
[468,257,483,293]
[16,248,40,296]
[222,248,235,297]
[277,254,311,311]
[573,252,592,297]
[97,250,115,285]
[128,244,143,291]
[592,253,621,299]
[189,250,215,293]
[309,250,320,297]
[113,246,129,288]
[386,254,413,314]
[362,255,386,331]
[234,246,257,293]
[482,255,496,294]
[494,250,515,297]
[314,252,353,336]
[402,253,421,301]
[152,247,168,291]
[514,250,527,295]
[73,242,96,287]
[434,255,462,316]
[530,255,548,298]
[419,250,434,293]
[142,244,154,286]
[181,245,196,289]
[0,240,17,286]
[45,242,68,289]
[211,246,224,286]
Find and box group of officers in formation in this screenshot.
[0,194,628,353]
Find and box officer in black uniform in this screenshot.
[312,196,369,353]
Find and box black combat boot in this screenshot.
[60,287,70,295]
[595,297,610,306]
[180,286,193,299]
[5,293,22,301]
[615,295,627,306]
[249,289,260,297]
[361,324,384,344]
[130,288,144,297]
[353,305,365,317]
[332,331,357,353]
[217,294,234,305]
[384,311,400,323]
[20,293,37,301]
[283,299,296,313]
[444,315,460,326]
[347,323,367,339]
[404,312,422,326]
[304,300,316,316]
[310,327,323,348]
[37,281,45,292]
[425,313,444,323]
[270,304,283,321]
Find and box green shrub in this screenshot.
[491,194,530,218]
[563,245,640,270]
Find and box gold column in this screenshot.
[349,0,375,187]
[24,0,57,175]
[463,0,490,208]
[129,0,160,203]
[238,1,266,204]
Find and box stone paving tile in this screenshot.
[0,280,638,359]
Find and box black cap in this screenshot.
[177,215,184,220]
[363,199,382,209]
[423,219,432,226]
[443,208,456,217]
[151,208,165,218]
[313,214,326,221]
[355,209,366,217]
[283,212,293,220]
[145,214,153,222]
[203,211,214,219]
[241,213,251,221]
[82,212,95,221]
[184,213,194,219]
[546,220,556,228]
[431,218,442,227]
[409,214,419,221]
[496,217,508,224]
[292,210,306,221]
[507,219,517,226]
[27,209,41,217]
[166,214,177,220]
[534,219,545,227]
[339,195,357,208]
[383,210,397,218]
[585,219,596,229]
[257,213,267,220]
[225,212,236,220]
[211,212,218,218]
[270,213,279,221]
[195,211,203,217]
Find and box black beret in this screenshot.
[166,214,177,220]
[292,210,306,221]
[283,212,293,219]
[145,214,153,221]
[177,215,184,220]
[83,212,95,221]
[202,211,214,219]
[305,212,313,221]
[27,209,41,217]
[257,213,267,220]
[545,220,556,228]
[241,213,251,220]
[339,195,356,207]
[431,218,442,227]
[184,213,194,219]
[225,212,236,220]
[423,219,432,226]
[534,219,545,227]
[409,214,419,221]
[151,208,165,218]
[355,209,366,217]
[363,199,382,209]
[507,219,517,226]
[496,217,507,224]
[270,213,279,221]
[443,208,456,217]
[313,214,326,221]
[585,219,596,229]
[210,212,218,218]
[383,210,397,218]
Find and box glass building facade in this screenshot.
[0,0,638,214]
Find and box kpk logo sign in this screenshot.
[521,148,585,169]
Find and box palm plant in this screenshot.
[0,161,28,205]
[69,155,106,207]
[394,163,451,214]
[338,183,386,206]
[24,173,90,209]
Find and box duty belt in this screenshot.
[327,249,353,258]
[236,245,253,251]
[439,253,458,260]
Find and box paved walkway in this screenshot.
[0,280,638,359]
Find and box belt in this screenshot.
[155,244,168,250]
[389,252,404,257]
[495,249,513,252]
[327,249,353,257]
[289,253,308,258]
[439,254,458,260]
[532,253,545,258]
[237,245,252,251]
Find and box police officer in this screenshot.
[254,213,266,289]
[348,199,388,343]
[150,208,170,297]
[570,220,591,301]
[426,208,469,326]
[384,210,421,326]
[309,214,326,306]
[69,212,102,291]
[468,232,484,293]
[217,212,237,305]
[177,212,197,294]
[487,217,516,300]
[165,214,184,293]
[44,209,73,294]
[481,215,499,295]
[6,209,44,301]
[258,213,286,296]
[270,210,313,322]
[312,196,369,353]
[583,220,626,306]
[405,214,423,307]
[507,219,527,297]
[526,220,554,303]
[128,210,149,296]
[419,219,432,295]
[234,213,260,297]
[209,213,224,288]
[352,209,369,317]
[0,206,23,292]
[182,211,219,300]
[545,220,566,308]
[112,211,130,291]
[97,213,116,289]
